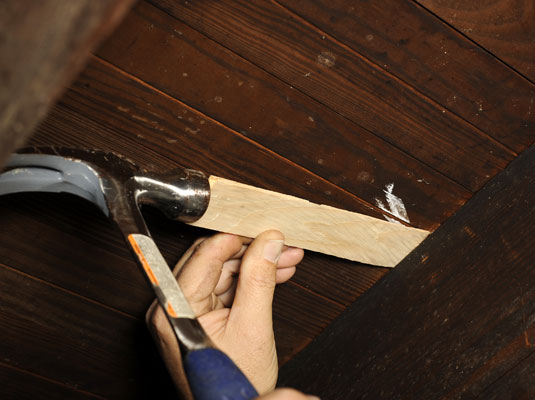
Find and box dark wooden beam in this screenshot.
[0,0,134,168]
[279,144,535,398]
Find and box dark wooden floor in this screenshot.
[1,1,534,398]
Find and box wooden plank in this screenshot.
[478,351,535,399]
[0,0,134,168]
[95,1,472,231]
[0,193,184,317]
[0,264,177,399]
[147,0,515,191]
[273,282,345,366]
[0,363,103,400]
[190,176,429,267]
[276,0,535,153]
[418,0,535,82]
[290,255,388,306]
[279,144,535,398]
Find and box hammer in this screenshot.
[0,146,258,400]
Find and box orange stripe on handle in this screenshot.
[167,302,178,318]
[127,234,159,286]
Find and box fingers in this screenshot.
[229,230,285,333]
[276,246,304,284]
[278,247,304,268]
[177,233,246,315]
[256,388,320,400]
[159,231,303,317]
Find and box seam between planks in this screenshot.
[412,0,535,87]
[288,280,348,308]
[472,350,535,399]
[0,262,139,321]
[91,54,429,228]
[0,361,109,400]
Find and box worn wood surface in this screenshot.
[96,1,471,230]
[277,0,535,152]
[0,0,134,169]
[2,0,534,397]
[418,0,535,82]
[279,144,535,399]
[0,363,103,400]
[149,0,517,191]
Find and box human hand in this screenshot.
[256,388,320,400]
[146,230,304,397]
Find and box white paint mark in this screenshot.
[527,96,534,117]
[214,96,223,103]
[375,183,410,224]
[185,127,200,135]
[317,51,336,67]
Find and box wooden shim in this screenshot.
[190,176,429,267]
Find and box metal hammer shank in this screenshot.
[0,146,258,399]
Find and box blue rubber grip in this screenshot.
[184,348,259,400]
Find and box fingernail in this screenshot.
[264,239,284,263]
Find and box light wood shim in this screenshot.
[189,176,429,267]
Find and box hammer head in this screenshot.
[0,146,210,235]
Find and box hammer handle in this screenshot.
[127,234,258,399]
[185,348,258,400]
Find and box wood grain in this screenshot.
[478,350,535,399]
[418,0,535,82]
[276,0,535,152]
[0,363,103,400]
[95,1,471,230]
[0,263,177,399]
[191,176,429,267]
[290,254,388,306]
[0,0,134,168]
[148,0,515,191]
[279,144,535,398]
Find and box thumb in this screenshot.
[229,230,284,331]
